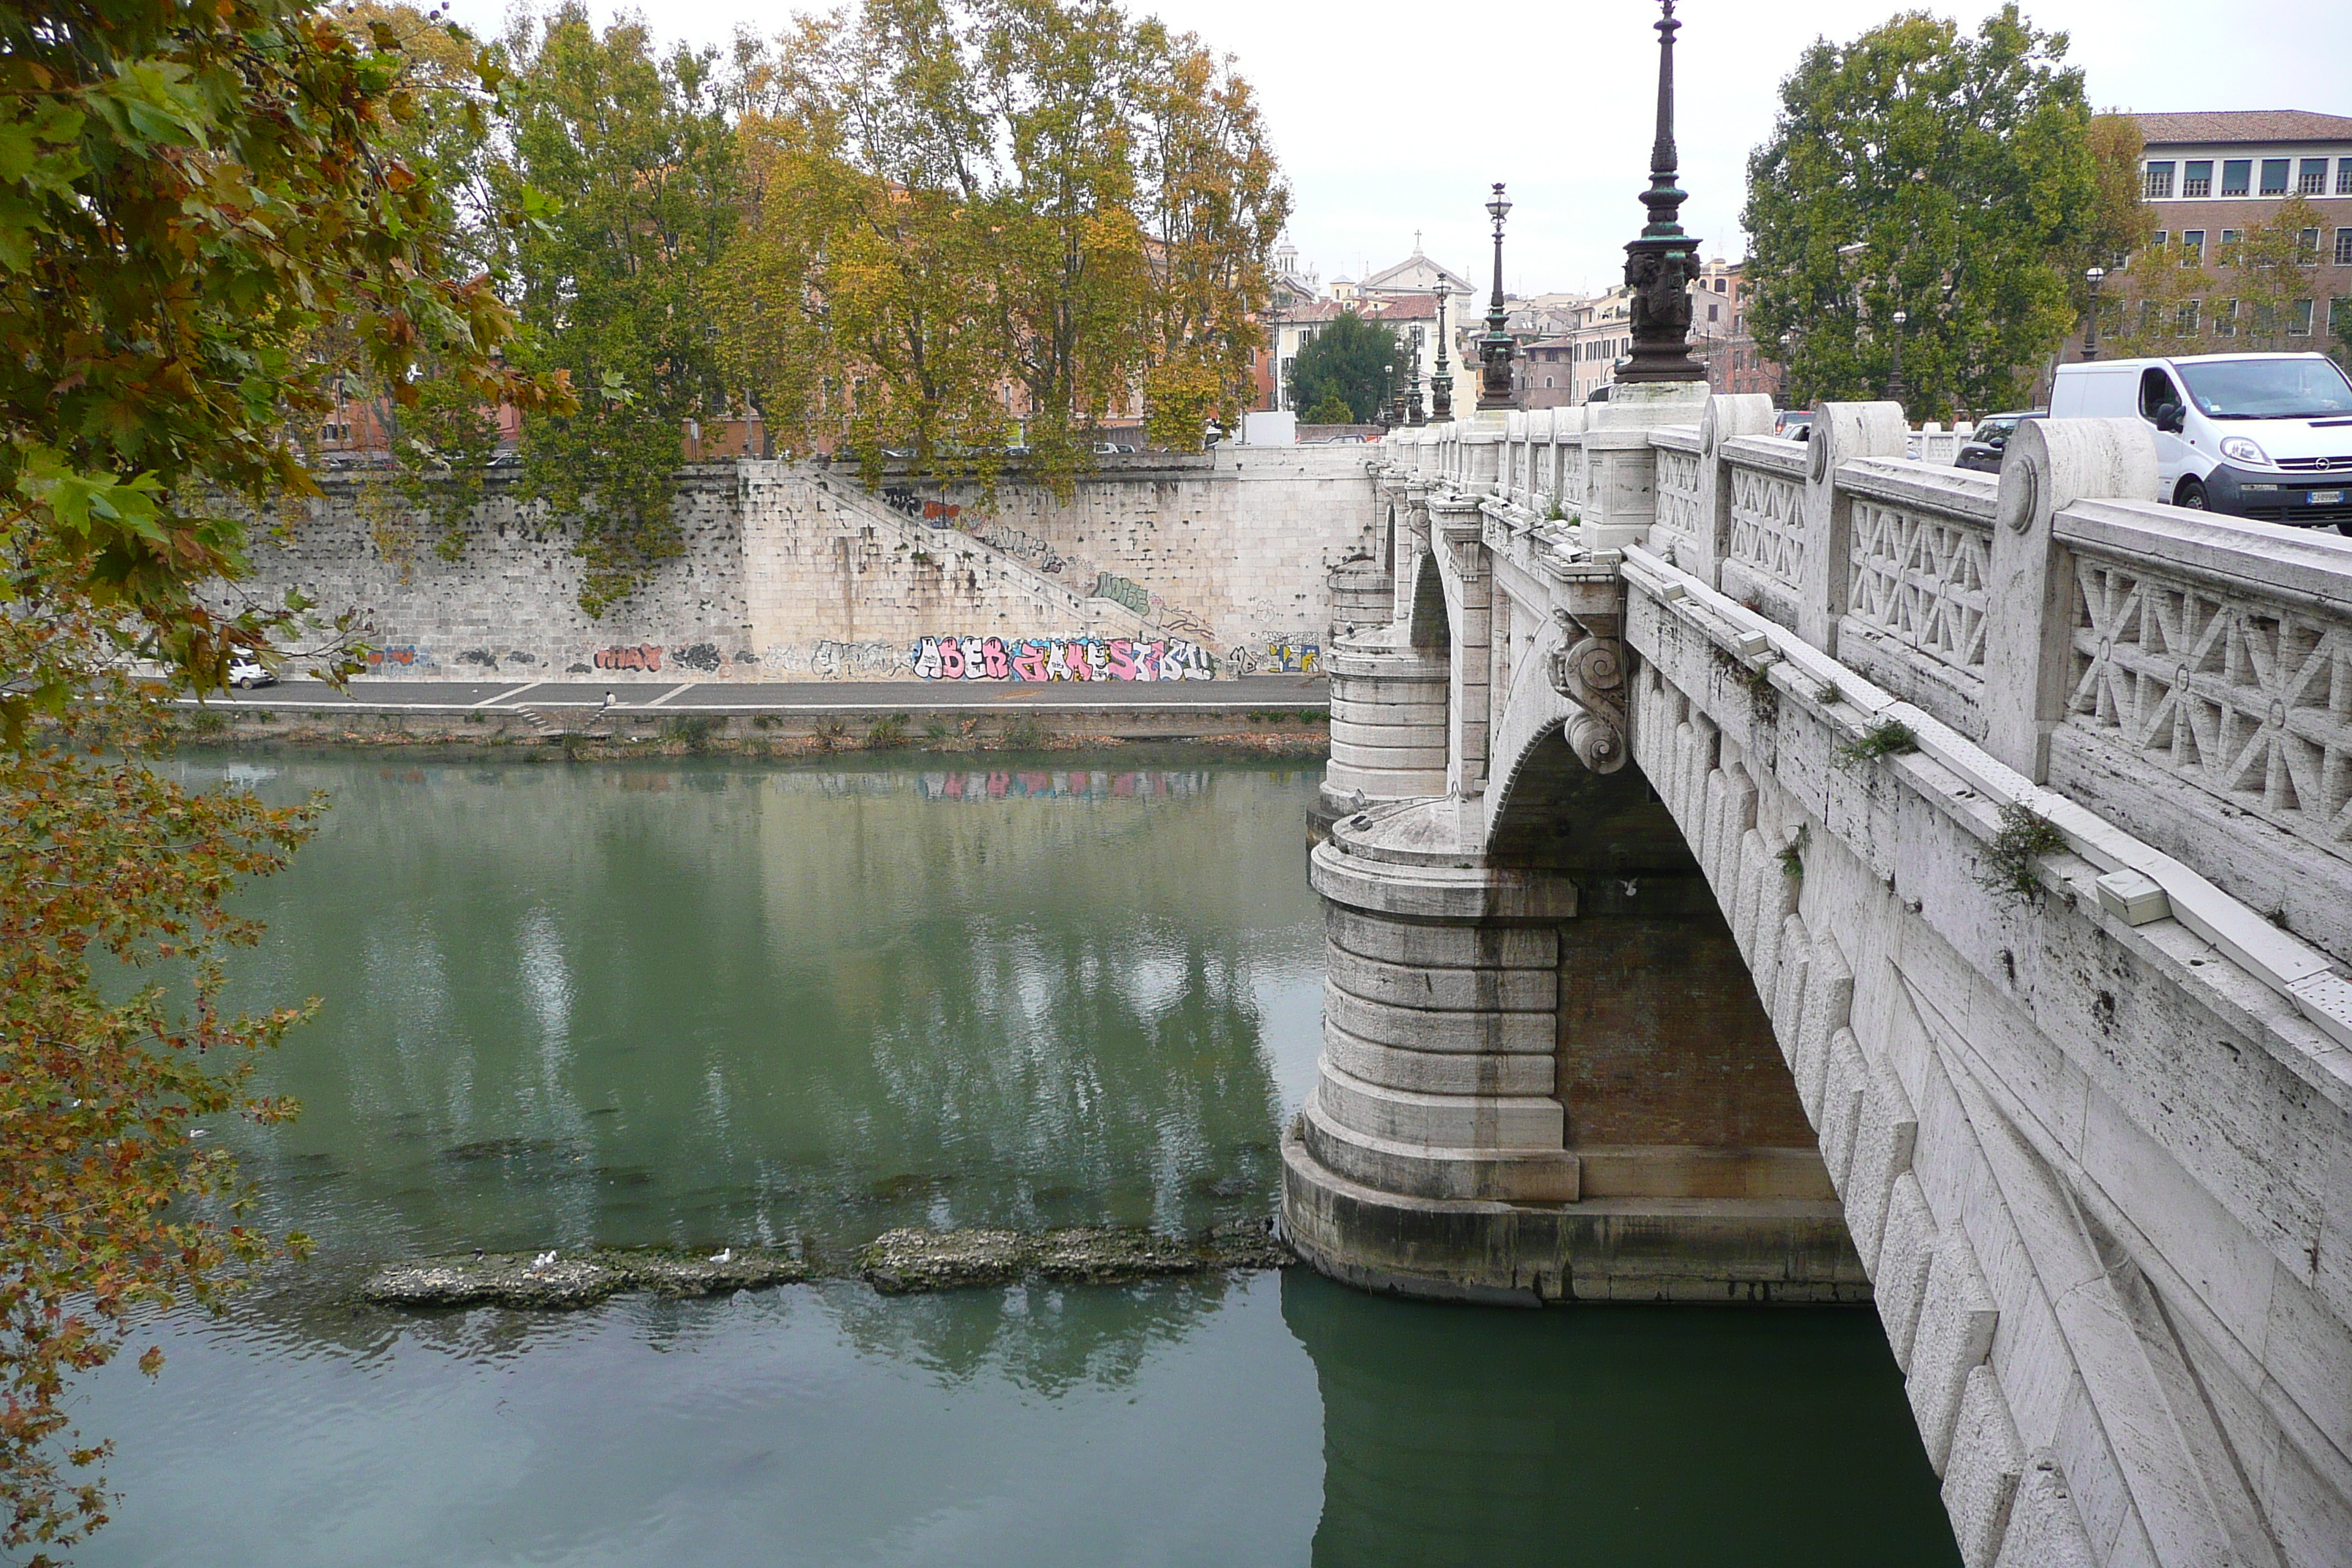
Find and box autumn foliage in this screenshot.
[0,0,565,1555]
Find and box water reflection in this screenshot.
[196,755,1324,1263]
[1286,1274,1960,1567]
[65,750,1966,1568]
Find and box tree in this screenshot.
[497,6,740,614]
[1742,5,2097,419]
[1287,312,1398,423]
[1303,389,1356,425]
[720,0,1287,483]
[2215,195,2328,352]
[0,1,564,1556]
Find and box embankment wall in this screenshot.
[231,448,1374,681]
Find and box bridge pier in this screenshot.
[1299,398,2352,1564]
[1284,790,1866,1303]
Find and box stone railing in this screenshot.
[1379,393,2352,975]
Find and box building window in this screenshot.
[2152,231,2168,251]
[1707,302,1719,322]
[1714,276,1727,293]
[2215,299,2237,337]
[2260,158,2290,195]
[2143,161,2175,198]
[2333,299,2351,340]
[2138,300,2159,336]
[2178,301,2199,337]
[2340,159,2352,195]
[2290,299,2313,337]
[2300,158,2329,195]
[2338,229,2352,266]
[2184,160,2212,197]
[2220,228,2242,253]
[2221,159,2252,196]
[2300,228,2321,261]
[2181,229,2204,260]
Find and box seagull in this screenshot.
[531,1251,557,1270]
[708,1248,734,1264]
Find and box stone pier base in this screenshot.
[1281,1120,1866,1305]
[1288,790,1866,1305]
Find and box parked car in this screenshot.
[1774,409,1814,441]
[2049,353,2352,528]
[1953,412,2043,474]
[227,655,276,690]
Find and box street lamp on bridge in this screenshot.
[2083,265,2106,362]
[1431,287,1454,422]
[1617,0,1706,385]
[1885,308,1908,405]
[1477,184,1516,410]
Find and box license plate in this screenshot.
[2312,490,2346,504]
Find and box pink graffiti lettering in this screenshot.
[595,644,664,672]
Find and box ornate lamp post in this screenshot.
[1407,335,1426,426]
[1381,361,1396,428]
[2082,265,2106,361]
[1431,287,1455,421]
[1618,0,1706,384]
[1477,184,1516,409]
[1885,308,1908,404]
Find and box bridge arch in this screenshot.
[1292,405,2352,1567]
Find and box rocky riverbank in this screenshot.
[362,1222,1292,1310]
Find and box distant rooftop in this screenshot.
[2135,110,2352,146]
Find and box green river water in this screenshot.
[69,752,1959,1567]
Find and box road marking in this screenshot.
[640,683,693,706]
[476,682,539,708]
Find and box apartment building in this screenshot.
[2062,110,2352,363]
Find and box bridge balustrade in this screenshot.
[1296,393,2352,1568]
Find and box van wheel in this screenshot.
[2176,477,2209,510]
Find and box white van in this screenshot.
[2049,353,2352,529]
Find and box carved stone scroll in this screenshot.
[1550,608,1629,773]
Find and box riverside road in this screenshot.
[186,676,1328,713]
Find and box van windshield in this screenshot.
[2176,358,2352,419]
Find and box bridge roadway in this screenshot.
[1287,389,2352,1568]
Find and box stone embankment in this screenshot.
[173,706,1329,759]
[362,1223,1292,1310]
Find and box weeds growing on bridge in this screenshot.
[867,713,910,750]
[1977,802,2070,904]
[1833,717,1918,769]
[1778,824,1809,881]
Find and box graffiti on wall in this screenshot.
[1092,572,1151,617]
[908,635,1215,682]
[366,644,426,670]
[595,644,664,671]
[881,486,965,526]
[1264,641,1321,674]
[811,639,906,678]
[978,524,1066,576]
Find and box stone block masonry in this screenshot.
[229,448,1378,682]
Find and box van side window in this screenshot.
[2137,368,2179,421]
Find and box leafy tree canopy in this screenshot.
[1303,389,1356,425]
[497,6,741,614]
[1287,312,1398,424]
[1741,4,2096,419]
[0,1,563,1554]
[720,0,1289,487]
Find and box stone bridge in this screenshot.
[1281,385,2352,1567]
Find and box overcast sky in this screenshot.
[440,0,2352,297]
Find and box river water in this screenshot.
[72,753,1959,1566]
